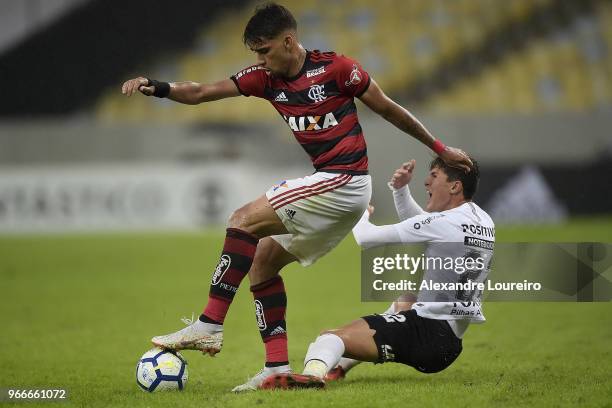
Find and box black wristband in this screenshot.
[146,78,170,98]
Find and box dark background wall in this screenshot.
[0,0,248,116]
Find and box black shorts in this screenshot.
[362,310,462,374]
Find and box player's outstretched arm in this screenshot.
[353,202,445,248]
[352,208,403,248]
[121,77,240,105]
[359,80,472,172]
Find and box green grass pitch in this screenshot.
[1,218,611,407]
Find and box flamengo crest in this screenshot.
[308,84,327,103]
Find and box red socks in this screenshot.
[201,228,258,324]
[251,276,289,366]
[200,228,289,367]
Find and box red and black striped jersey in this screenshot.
[231,50,371,175]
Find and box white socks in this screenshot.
[302,303,399,378]
[337,357,361,372]
[327,302,396,374]
[302,360,328,378]
[303,333,345,378]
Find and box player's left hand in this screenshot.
[438,146,473,172]
[390,159,416,189]
[367,204,375,215]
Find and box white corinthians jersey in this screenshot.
[393,201,495,333]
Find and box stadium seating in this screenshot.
[427,0,612,113]
[96,0,612,122]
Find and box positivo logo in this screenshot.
[254,300,267,330]
[211,255,231,285]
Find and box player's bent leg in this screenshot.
[228,194,289,238]
[324,297,413,367]
[249,237,297,286]
[326,297,416,381]
[302,320,378,380]
[201,195,288,324]
[153,195,288,356]
[322,319,380,363]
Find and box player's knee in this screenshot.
[228,205,252,230]
[320,329,350,344]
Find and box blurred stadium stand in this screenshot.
[92,0,612,122]
[0,0,249,116]
[0,0,611,231]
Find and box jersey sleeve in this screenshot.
[352,211,403,249]
[336,55,371,98]
[392,212,449,243]
[388,183,426,221]
[353,210,455,248]
[230,65,267,98]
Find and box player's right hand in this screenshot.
[121,77,155,97]
[438,146,472,172]
[389,159,415,189]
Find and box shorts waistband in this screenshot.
[313,169,369,176]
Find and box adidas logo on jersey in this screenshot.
[269,326,286,336]
[274,92,288,102]
[284,209,296,219]
[282,112,338,132]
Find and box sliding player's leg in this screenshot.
[325,295,417,381]
[151,195,288,354]
[264,309,463,390]
[260,318,377,390]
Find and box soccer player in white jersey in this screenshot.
[261,157,495,389]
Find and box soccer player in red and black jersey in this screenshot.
[122,2,472,392]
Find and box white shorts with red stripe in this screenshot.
[266,172,371,266]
